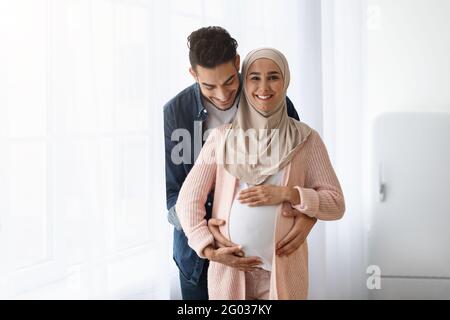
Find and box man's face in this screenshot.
[190,55,240,110]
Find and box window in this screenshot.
[0,0,318,299]
[0,0,169,299]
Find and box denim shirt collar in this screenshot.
[193,83,208,121]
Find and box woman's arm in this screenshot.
[238,132,345,221]
[291,132,345,221]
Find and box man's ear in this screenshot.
[234,54,241,72]
[189,67,198,82]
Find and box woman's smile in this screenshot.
[255,94,274,101]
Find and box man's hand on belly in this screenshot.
[276,202,317,257]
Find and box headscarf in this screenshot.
[221,48,311,185]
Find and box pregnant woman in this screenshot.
[176,48,345,300]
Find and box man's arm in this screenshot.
[286,96,300,121]
[164,103,186,230]
[276,203,317,256]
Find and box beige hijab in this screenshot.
[221,48,311,185]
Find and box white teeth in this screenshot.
[257,95,272,100]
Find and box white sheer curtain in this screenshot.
[0,0,367,300]
[0,0,169,299]
[320,0,367,299]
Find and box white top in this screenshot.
[228,169,284,271]
[202,97,238,131]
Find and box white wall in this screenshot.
[367,0,450,116]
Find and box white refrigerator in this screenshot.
[369,112,450,299]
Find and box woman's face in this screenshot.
[245,58,284,114]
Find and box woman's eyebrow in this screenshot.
[248,71,280,76]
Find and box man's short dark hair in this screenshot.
[188,26,238,70]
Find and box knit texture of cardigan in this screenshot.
[176,123,345,299]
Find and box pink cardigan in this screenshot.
[176,124,345,300]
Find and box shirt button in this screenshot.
[207,202,212,207]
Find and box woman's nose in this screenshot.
[259,80,270,92]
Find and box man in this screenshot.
[164,26,317,300]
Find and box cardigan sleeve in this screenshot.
[175,128,218,258]
[292,132,345,221]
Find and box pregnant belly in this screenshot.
[228,201,278,271]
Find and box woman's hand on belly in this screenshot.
[237,184,300,207]
[208,218,244,256]
[203,245,263,272]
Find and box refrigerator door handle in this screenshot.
[379,163,386,202]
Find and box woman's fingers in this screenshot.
[234,250,245,257]
[239,195,264,204]
[208,218,225,226]
[237,190,260,200]
[208,218,237,247]
[221,247,260,264]
[238,192,269,206]
[238,256,262,265]
[215,247,262,268]
[238,185,269,199]
[221,246,243,255]
[229,251,262,266]
[235,259,263,270]
[238,185,281,206]
[239,186,259,194]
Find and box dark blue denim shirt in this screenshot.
[163,80,300,284]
